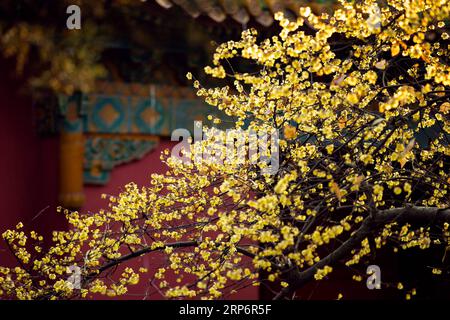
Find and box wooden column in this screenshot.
[58,95,85,209]
[59,130,85,208]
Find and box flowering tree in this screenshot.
[1,0,450,300]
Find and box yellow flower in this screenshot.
[284,125,297,139]
[346,93,359,104]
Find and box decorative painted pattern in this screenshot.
[79,83,227,136]
[59,82,230,189]
[84,135,159,184]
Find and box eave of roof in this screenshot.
[154,0,336,26]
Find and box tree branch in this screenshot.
[274,206,450,300]
[95,240,198,276]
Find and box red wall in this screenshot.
[0,61,60,267]
[82,140,258,300]
[82,140,174,213]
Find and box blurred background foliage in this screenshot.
[0,0,336,95]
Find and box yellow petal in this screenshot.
[391,42,400,56]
